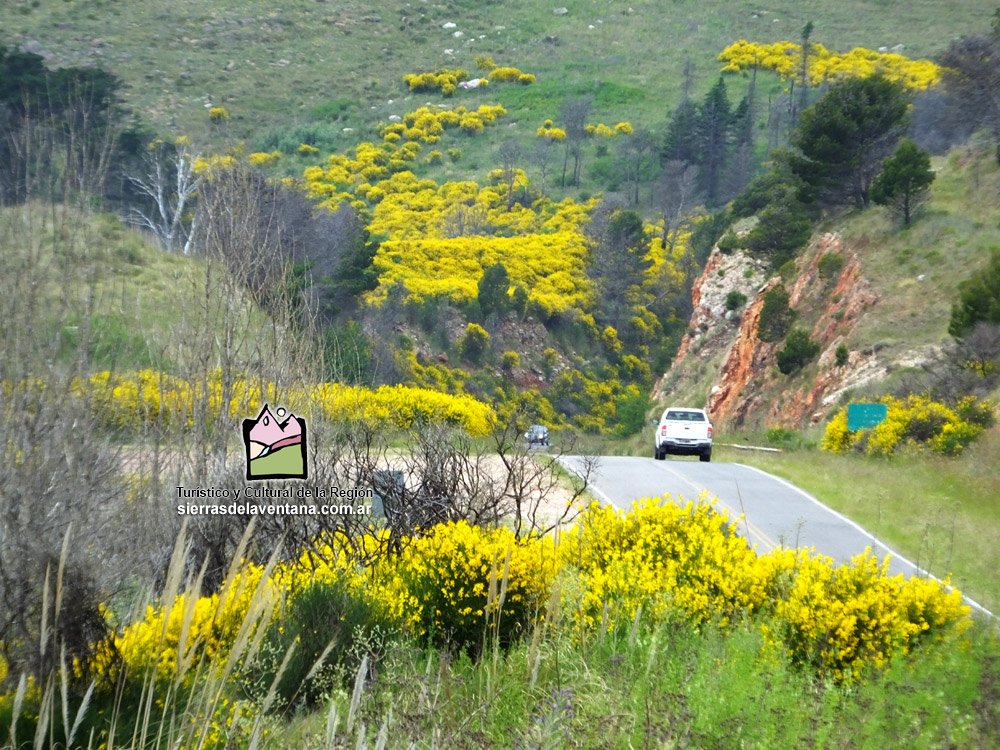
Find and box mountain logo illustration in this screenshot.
[242,404,308,480]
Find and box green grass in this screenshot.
[836,147,1000,362]
[717,425,1000,615]
[274,617,1000,748]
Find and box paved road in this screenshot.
[559,455,992,617]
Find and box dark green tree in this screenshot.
[0,45,125,203]
[696,77,733,205]
[871,138,935,226]
[662,97,701,166]
[477,262,511,318]
[725,93,756,200]
[790,75,909,208]
[588,207,653,343]
[950,251,1000,338]
[940,34,1000,163]
[559,96,592,187]
[793,21,815,125]
[777,328,821,374]
[758,285,796,342]
[731,164,806,218]
[745,201,813,268]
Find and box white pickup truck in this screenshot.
[653,407,713,462]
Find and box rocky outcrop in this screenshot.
[707,277,781,423]
[655,232,890,429]
[671,247,769,368]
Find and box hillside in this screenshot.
[0,205,238,374]
[654,143,1000,431]
[2,0,993,182]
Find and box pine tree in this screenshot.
[696,77,733,205]
[662,97,701,166]
[790,75,909,208]
[871,138,935,226]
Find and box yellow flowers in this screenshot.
[562,499,755,630]
[404,68,469,96]
[89,565,269,684]
[719,40,942,90]
[387,521,556,649]
[192,153,237,176]
[822,395,990,456]
[247,150,282,167]
[536,124,567,140]
[584,121,633,138]
[208,106,230,122]
[402,65,533,95]
[72,369,495,436]
[768,551,969,681]
[488,66,536,85]
[72,495,969,692]
[368,231,593,315]
[561,498,970,682]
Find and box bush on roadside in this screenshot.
[821,394,991,456]
[387,521,557,654]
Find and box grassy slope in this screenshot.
[778,147,1000,410]
[0,205,264,373]
[2,1,994,192]
[838,145,1000,370]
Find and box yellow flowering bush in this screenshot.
[768,551,969,682]
[563,498,970,681]
[561,499,775,632]
[536,124,567,140]
[247,150,282,168]
[822,395,987,456]
[404,68,469,95]
[385,521,557,650]
[71,369,495,436]
[488,66,536,85]
[192,153,237,176]
[369,233,593,315]
[585,122,631,138]
[50,492,974,701]
[208,106,230,122]
[719,39,941,90]
[88,564,270,684]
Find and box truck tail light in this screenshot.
[707,426,713,438]
[660,425,666,435]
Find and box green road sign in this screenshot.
[847,403,888,431]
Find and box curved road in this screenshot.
[559,455,992,616]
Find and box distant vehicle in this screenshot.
[524,424,550,447]
[654,407,713,462]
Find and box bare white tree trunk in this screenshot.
[127,141,202,253]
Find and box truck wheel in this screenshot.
[654,448,665,460]
[699,450,712,463]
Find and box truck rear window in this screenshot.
[665,410,705,421]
